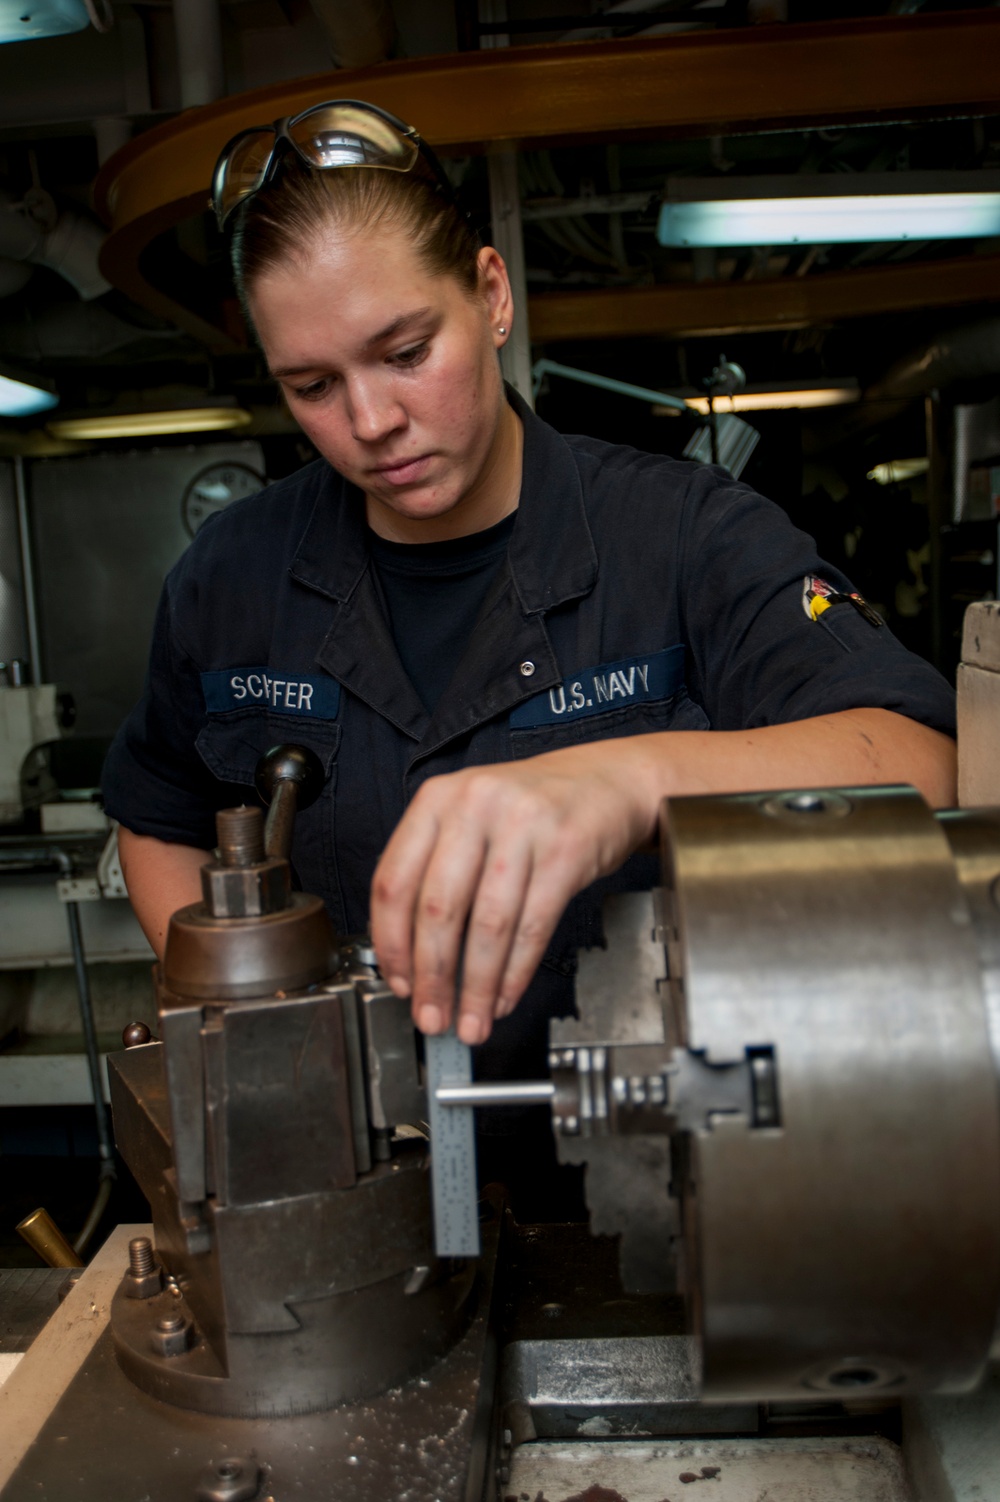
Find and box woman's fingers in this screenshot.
[372,747,650,1043]
[452,839,534,1044]
[494,861,581,1018]
[408,820,490,1034]
[369,790,442,999]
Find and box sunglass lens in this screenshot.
[289,105,418,172]
[217,130,275,221]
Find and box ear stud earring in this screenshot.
[498,326,507,335]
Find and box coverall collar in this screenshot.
[288,388,599,746]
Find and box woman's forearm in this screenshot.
[117,826,210,961]
[623,708,957,831]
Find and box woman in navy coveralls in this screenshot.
[104,103,957,1108]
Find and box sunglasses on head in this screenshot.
[211,99,455,232]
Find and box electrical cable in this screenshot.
[73,1174,113,1257]
[64,899,117,1255]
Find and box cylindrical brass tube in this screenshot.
[16,1207,84,1268]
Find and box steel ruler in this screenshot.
[425,1028,481,1258]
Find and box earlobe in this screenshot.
[478,244,514,344]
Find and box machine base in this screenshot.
[0,1209,502,1502]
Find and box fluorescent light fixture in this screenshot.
[676,381,860,415]
[0,0,89,42]
[48,405,253,440]
[657,172,1000,247]
[0,370,58,418]
[868,458,929,486]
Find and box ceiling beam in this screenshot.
[527,254,1000,342]
[94,11,1000,348]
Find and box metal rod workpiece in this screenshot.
[17,1207,84,1268]
[434,1081,556,1107]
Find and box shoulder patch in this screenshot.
[802,575,884,629]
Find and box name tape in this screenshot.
[201,668,341,719]
[510,645,685,729]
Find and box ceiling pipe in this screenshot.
[867,318,1000,407]
[805,316,1000,453]
[306,0,394,68]
[174,0,225,109]
[0,198,109,301]
[0,300,183,358]
[560,0,692,43]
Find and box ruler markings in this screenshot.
[425,1029,481,1258]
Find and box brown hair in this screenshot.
[231,159,481,318]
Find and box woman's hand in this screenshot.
[370,710,956,1045]
[370,742,658,1046]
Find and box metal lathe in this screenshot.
[3,748,1000,1501]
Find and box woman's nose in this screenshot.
[348,380,405,444]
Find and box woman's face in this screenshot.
[249,226,514,536]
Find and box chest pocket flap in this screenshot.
[196,668,341,788]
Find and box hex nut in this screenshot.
[202,858,290,918]
[150,1312,194,1358]
[124,1265,164,1299]
[196,1456,263,1502]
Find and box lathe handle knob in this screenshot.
[254,744,324,861]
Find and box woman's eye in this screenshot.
[294,378,332,401]
[391,342,428,368]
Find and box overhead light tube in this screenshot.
[657,171,1000,247]
[676,382,860,415]
[0,370,58,418]
[47,405,253,440]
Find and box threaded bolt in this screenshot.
[157,1314,185,1333]
[216,806,265,867]
[129,1236,155,1277]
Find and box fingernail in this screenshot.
[458,1014,486,1046]
[418,1004,442,1034]
[388,975,411,998]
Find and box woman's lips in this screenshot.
[372,454,434,486]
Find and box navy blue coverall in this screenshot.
[103,392,954,1100]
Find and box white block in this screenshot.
[957,661,1000,808]
[962,600,1000,673]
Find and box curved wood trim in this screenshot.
[94,12,1000,347]
[528,254,1000,342]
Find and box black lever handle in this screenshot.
[254,744,324,862]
